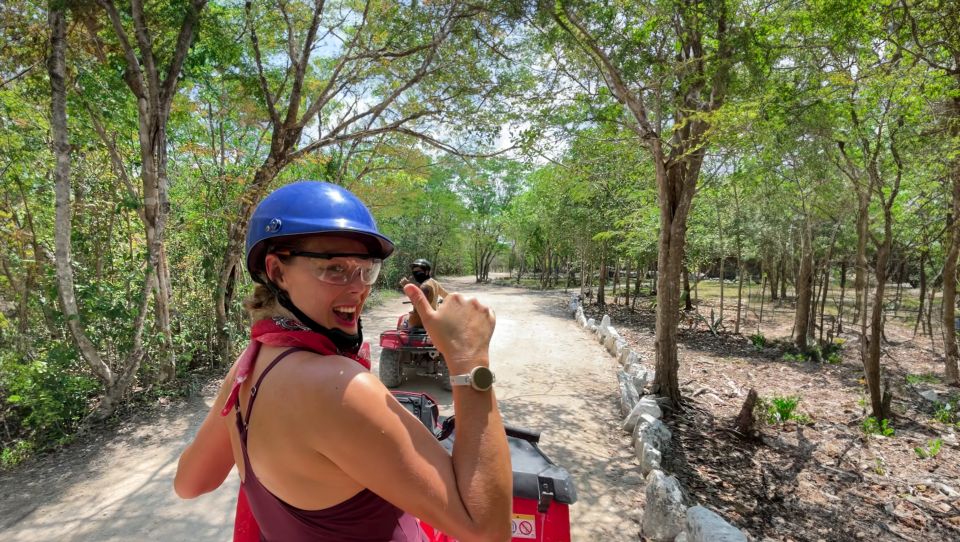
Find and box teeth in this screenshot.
[334,306,356,313]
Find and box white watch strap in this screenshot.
[449,373,471,386]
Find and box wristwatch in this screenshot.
[450,366,496,391]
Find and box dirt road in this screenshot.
[0,278,641,541]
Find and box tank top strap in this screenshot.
[234,347,304,437]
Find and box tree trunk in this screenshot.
[625,258,632,308]
[717,206,725,324]
[734,388,758,437]
[596,246,607,306]
[915,252,928,336]
[683,265,693,312]
[837,260,847,334]
[579,253,587,294]
[818,263,831,343]
[779,258,788,300]
[768,256,779,301]
[633,258,642,309]
[49,4,153,420]
[652,161,699,408]
[612,258,620,303]
[894,259,905,316]
[758,274,766,331]
[794,222,814,351]
[867,232,892,421]
[693,264,700,306]
[942,168,960,385]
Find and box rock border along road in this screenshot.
[0,277,641,541]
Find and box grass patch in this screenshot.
[760,395,811,425]
[862,416,895,437]
[914,438,943,459]
[366,287,406,308]
[905,373,940,386]
[932,398,959,425]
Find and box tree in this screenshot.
[888,0,960,385]
[545,0,743,406]
[211,0,524,361]
[83,0,209,381]
[48,1,154,419]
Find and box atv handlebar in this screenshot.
[438,416,540,444]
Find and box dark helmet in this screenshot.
[245,181,395,282]
[410,258,432,273]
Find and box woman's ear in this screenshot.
[264,254,285,287]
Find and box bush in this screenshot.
[749,333,766,349]
[862,416,895,437]
[1,341,99,454]
[0,440,34,469]
[932,399,958,425]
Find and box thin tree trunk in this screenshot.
[894,259,905,316]
[942,166,960,384]
[837,260,847,334]
[717,205,725,323]
[579,253,587,294]
[49,4,153,420]
[868,232,892,421]
[794,222,814,352]
[693,264,700,307]
[779,257,788,300]
[612,257,620,303]
[597,245,607,306]
[915,252,928,336]
[768,256,779,301]
[625,258,632,308]
[819,263,831,343]
[758,274,766,331]
[683,265,693,312]
[633,258,642,309]
[735,263,744,335]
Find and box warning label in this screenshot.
[511,514,536,540]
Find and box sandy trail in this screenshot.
[0,277,641,541]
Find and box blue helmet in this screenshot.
[245,181,395,282]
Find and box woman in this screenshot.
[173,181,512,541]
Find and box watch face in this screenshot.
[471,366,494,390]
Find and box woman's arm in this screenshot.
[307,285,512,542]
[173,368,236,499]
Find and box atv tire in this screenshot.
[379,349,402,388]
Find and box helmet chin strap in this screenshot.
[265,281,363,354]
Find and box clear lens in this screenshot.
[309,257,381,285]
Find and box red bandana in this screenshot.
[220,317,371,417]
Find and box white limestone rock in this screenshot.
[634,413,672,455]
[639,442,662,475]
[622,397,663,434]
[685,506,747,542]
[617,370,640,417]
[641,470,686,541]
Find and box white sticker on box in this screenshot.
[511,514,536,539]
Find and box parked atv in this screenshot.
[379,313,451,391]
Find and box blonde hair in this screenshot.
[242,237,301,321]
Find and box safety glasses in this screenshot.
[278,251,383,285]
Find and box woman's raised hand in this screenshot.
[402,283,495,375]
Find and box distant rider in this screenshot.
[400,259,448,329]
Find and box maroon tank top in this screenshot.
[234,347,427,542]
